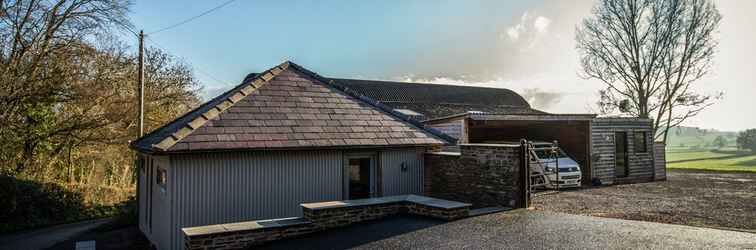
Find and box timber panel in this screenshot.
[654,142,667,180]
[591,118,655,185]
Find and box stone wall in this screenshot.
[183,195,471,250]
[302,195,470,230]
[424,144,523,208]
[183,217,315,250]
[303,201,401,230]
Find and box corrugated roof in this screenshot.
[130,61,453,154]
[328,78,547,119]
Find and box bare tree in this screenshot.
[0,0,132,173]
[0,1,200,181]
[576,0,721,143]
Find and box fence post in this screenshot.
[519,139,530,208]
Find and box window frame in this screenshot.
[634,131,648,153]
[156,167,167,193]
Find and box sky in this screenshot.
[128,0,756,132]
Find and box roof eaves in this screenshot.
[470,113,598,121]
[145,143,442,155]
[421,112,471,124]
[288,63,458,145]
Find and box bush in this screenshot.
[0,175,86,233]
[0,175,134,233]
[736,129,756,152]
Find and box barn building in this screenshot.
[330,78,665,185]
[130,62,454,250]
[131,61,665,250]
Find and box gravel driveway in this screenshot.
[532,171,756,231]
[261,210,756,250]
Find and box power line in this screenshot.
[144,36,233,87]
[117,22,139,37]
[147,0,239,35]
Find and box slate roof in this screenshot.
[130,61,452,153]
[328,78,547,120]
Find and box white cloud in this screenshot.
[392,76,578,111]
[534,16,551,33]
[501,12,552,49]
[506,25,522,40]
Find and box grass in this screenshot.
[667,149,756,173]
[666,149,745,162]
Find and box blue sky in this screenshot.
[128,1,756,131]
[130,1,539,89]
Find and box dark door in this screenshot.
[615,132,628,178]
[347,157,374,200]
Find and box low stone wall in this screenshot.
[183,217,315,250]
[302,195,471,231]
[302,200,402,230]
[425,144,524,208]
[183,195,471,250]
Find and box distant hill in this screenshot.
[665,126,738,150]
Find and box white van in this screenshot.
[528,142,582,188]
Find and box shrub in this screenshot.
[0,175,134,233]
[0,175,87,233]
[736,129,756,152]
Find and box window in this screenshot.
[156,168,167,192]
[634,131,648,153]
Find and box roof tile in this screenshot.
[131,62,448,152]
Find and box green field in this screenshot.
[667,150,756,172]
[665,126,738,152]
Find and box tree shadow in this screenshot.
[258,215,445,250]
[0,175,87,233]
[734,159,756,167]
[709,149,746,155]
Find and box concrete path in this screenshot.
[263,210,756,250]
[0,218,112,250]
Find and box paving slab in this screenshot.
[74,240,96,250]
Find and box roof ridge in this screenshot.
[328,77,518,91]
[146,61,292,152]
[287,62,457,144]
[375,101,532,108]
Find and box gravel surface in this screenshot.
[262,210,756,250]
[532,171,756,231]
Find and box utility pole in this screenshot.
[138,30,145,137]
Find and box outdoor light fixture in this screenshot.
[401,162,408,172]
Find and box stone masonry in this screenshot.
[182,217,316,250]
[425,144,523,208]
[183,195,471,250]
